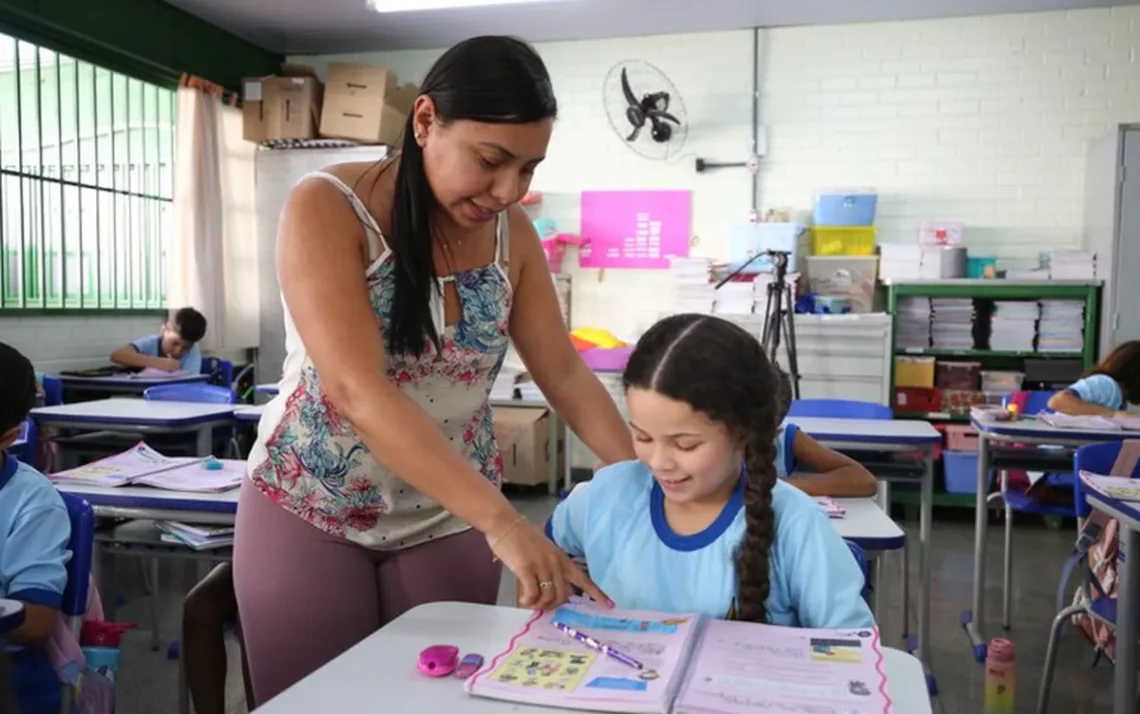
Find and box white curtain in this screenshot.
[168,80,258,351]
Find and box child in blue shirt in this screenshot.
[1048,340,1139,416]
[110,306,207,374]
[0,341,72,714]
[546,314,873,628]
[771,370,878,497]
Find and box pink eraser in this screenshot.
[417,645,459,677]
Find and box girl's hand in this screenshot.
[487,516,611,610]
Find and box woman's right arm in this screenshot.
[277,179,607,609]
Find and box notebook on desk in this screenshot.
[49,443,242,492]
[465,599,891,713]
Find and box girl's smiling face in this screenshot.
[626,387,743,505]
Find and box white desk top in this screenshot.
[792,417,941,445]
[31,398,237,427]
[831,497,906,551]
[59,372,208,386]
[970,415,1140,442]
[234,404,265,421]
[256,383,280,395]
[257,602,931,714]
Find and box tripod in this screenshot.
[714,249,801,398]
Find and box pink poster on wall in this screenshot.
[578,190,692,269]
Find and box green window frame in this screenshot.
[0,32,175,313]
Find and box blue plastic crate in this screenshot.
[944,450,985,494]
[813,190,878,226]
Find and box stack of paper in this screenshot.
[669,257,715,314]
[1043,250,1098,280]
[490,366,520,401]
[896,296,932,349]
[1039,413,1118,430]
[135,461,244,493]
[712,281,755,315]
[1037,299,1085,353]
[931,298,975,350]
[516,378,545,402]
[989,301,1039,352]
[878,245,949,281]
[157,522,234,551]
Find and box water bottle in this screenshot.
[984,638,1016,713]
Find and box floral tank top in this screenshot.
[247,171,512,550]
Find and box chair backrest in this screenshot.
[143,383,236,404]
[788,399,892,420]
[1073,440,1140,518]
[844,539,871,604]
[58,493,94,621]
[201,357,235,388]
[6,420,36,465]
[1001,389,1054,416]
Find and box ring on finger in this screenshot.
[539,580,554,590]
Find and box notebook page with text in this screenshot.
[674,618,892,714]
[48,442,202,487]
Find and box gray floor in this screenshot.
[107,495,1114,714]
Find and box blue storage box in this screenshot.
[813,189,878,226]
[944,450,986,494]
[726,222,804,274]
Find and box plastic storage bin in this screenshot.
[726,223,804,274]
[813,189,878,226]
[980,370,1024,393]
[935,361,982,390]
[944,450,983,494]
[894,386,940,413]
[810,226,877,256]
[804,256,879,313]
[895,356,936,388]
[966,256,997,278]
[945,424,979,452]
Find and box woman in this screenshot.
[233,35,635,703]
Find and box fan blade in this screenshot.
[626,125,641,142]
[620,68,639,107]
[657,111,681,125]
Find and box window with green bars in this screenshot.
[0,33,175,311]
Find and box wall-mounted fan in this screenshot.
[602,61,688,161]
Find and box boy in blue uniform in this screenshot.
[0,341,72,713]
[546,315,872,628]
[110,306,207,374]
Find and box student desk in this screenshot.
[59,373,208,401]
[31,398,237,459]
[965,416,1140,659]
[1083,487,1140,714]
[833,497,907,552]
[234,404,265,423]
[254,602,933,714]
[255,383,280,397]
[55,482,239,526]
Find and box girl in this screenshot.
[546,314,873,626]
[772,371,878,498]
[1047,340,1140,416]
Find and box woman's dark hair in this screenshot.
[1085,339,1140,404]
[384,35,556,357]
[623,314,781,623]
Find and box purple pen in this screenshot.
[554,622,644,670]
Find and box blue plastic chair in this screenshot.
[1036,440,1140,713]
[787,399,893,420]
[994,390,1072,630]
[41,375,63,407]
[200,358,234,388]
[58,492,95,712]
[143,383,236,404]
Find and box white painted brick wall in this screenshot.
[293,5,1140,337]
[0,315,159,372]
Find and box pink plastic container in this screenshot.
[580,347,633,373]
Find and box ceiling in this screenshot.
[162,0,1134,54]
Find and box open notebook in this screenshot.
[465,599,891,714]
[48,443,243,493]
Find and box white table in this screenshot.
[255,602,932,714]
[31,398,238,457]
[234,404,265,423]
[832,497,906,552]
[59,372,208,398]
[56,482,239,526]
[790,416,939,676]
[256,383,280,397]
[966,416,1140,660]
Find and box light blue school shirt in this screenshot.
[131,334,202,374]
[546,460,873,628]
[774,423,800,478]
[0,455,71,610]
[1066,374,1125,410]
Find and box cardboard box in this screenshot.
[319,62,417,146]
[494,406,555,486]
[242,69,322,143]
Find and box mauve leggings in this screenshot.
[232,479,502,706]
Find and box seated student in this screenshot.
[1047,340,1139,417]
[110,306,207,374]
[771,371,878,498]
[546,315,873,627]
[0,341,72,714]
